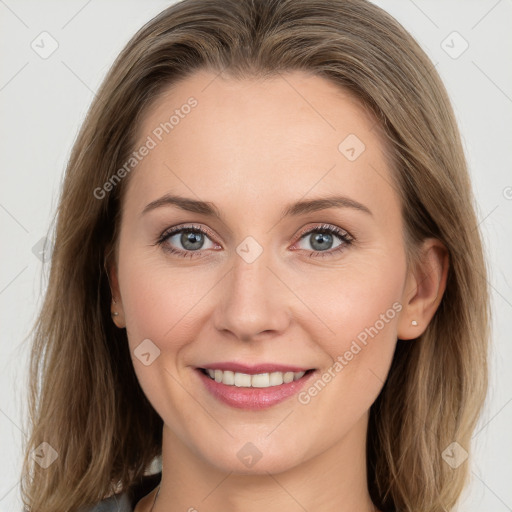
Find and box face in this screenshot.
[111,69,413,475]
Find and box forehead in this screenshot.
[126,69,397,221]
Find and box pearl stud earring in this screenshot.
[411,320,418,326]
[111,298,119,317]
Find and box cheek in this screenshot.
[299,249,405,372]
[291,258,404,427]
[117,256,198,418]
[118,252,214,353]
[122,274,165,344]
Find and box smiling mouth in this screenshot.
[198,368,315,388]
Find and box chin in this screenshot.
[194,434,310,476]
[209,451,303,476]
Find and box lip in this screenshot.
[199,362,312,374]
[195,367,317,410]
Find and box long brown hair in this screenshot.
[20,1,490,510]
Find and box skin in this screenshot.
[109,69,449,512]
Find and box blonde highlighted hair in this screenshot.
[20,1,490,511]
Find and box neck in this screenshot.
[151,413,378,512]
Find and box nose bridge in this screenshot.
[213,234,290,339]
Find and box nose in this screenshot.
[213,246,291,342]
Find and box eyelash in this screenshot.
[155,223,354,260]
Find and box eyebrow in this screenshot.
[141,193,373,220]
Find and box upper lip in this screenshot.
[198,362,314,374]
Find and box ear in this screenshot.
[397,238,449,340]
[106,253,126,329]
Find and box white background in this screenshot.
[0,1,511,510]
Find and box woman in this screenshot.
[20,0,490,511]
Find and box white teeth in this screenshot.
[283,371,294,383]
[203,369,309,388]
[269,372,284,386]
[223,370,235,385]
[251,373,270,388]
[234,372,251,387]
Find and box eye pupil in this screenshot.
[182,230,203,250]
[310,232,333,251]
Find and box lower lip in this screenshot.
[195,368,316,410]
